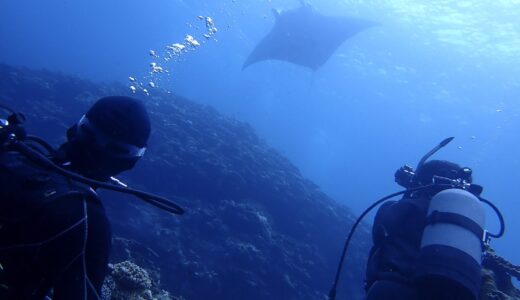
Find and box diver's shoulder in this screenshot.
[0,150,99,201]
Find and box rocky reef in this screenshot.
[0,64,368,299]
[0,63,518,300]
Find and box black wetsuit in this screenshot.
[365,196,474,300]
[0,152,111,299]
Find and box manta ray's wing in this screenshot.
[243,5,377,71]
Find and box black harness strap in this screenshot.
[427,210,484,241]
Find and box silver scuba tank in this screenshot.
[415,188,485,300]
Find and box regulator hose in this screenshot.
[10,138,185,215]
[479,197,505,238]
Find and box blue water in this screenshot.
[1,0,519,275]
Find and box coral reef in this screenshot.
[103,261,176,300]
[2,63,517,300]
[0,63,367,299]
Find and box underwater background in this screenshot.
[1,0,520,298]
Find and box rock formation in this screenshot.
[0,64,368,299]
[1,63,517,300]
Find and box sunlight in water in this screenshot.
[367,0,520,61]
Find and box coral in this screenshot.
[481,247,520,300]
[104,260,174,300]
[112,260,152,291]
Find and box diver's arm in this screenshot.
[371,201,395,245]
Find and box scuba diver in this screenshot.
[328,138,504,300]
[0,96,183,299]
[365,159,481,300]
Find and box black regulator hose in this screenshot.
[328,188,409,300]
[10,138,185,215]
[479,197,505,238]
[0,104,16,115]
[25,135,56,155]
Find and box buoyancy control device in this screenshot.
[328,137,505,300]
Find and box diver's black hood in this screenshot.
[85,96,151,147]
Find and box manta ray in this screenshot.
[243,1,378,71]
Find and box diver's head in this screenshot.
[410,159,477,198]
[415,160,472,186]
[63,96,150,181]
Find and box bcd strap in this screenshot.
[427,210,484,243]
[41,174,100,206]
[43,188,99,204]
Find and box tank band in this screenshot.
[427,210,484,244]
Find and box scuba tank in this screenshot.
[328,137,505,300]
[416,188,485,299]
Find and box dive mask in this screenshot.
[77,115,146,159]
